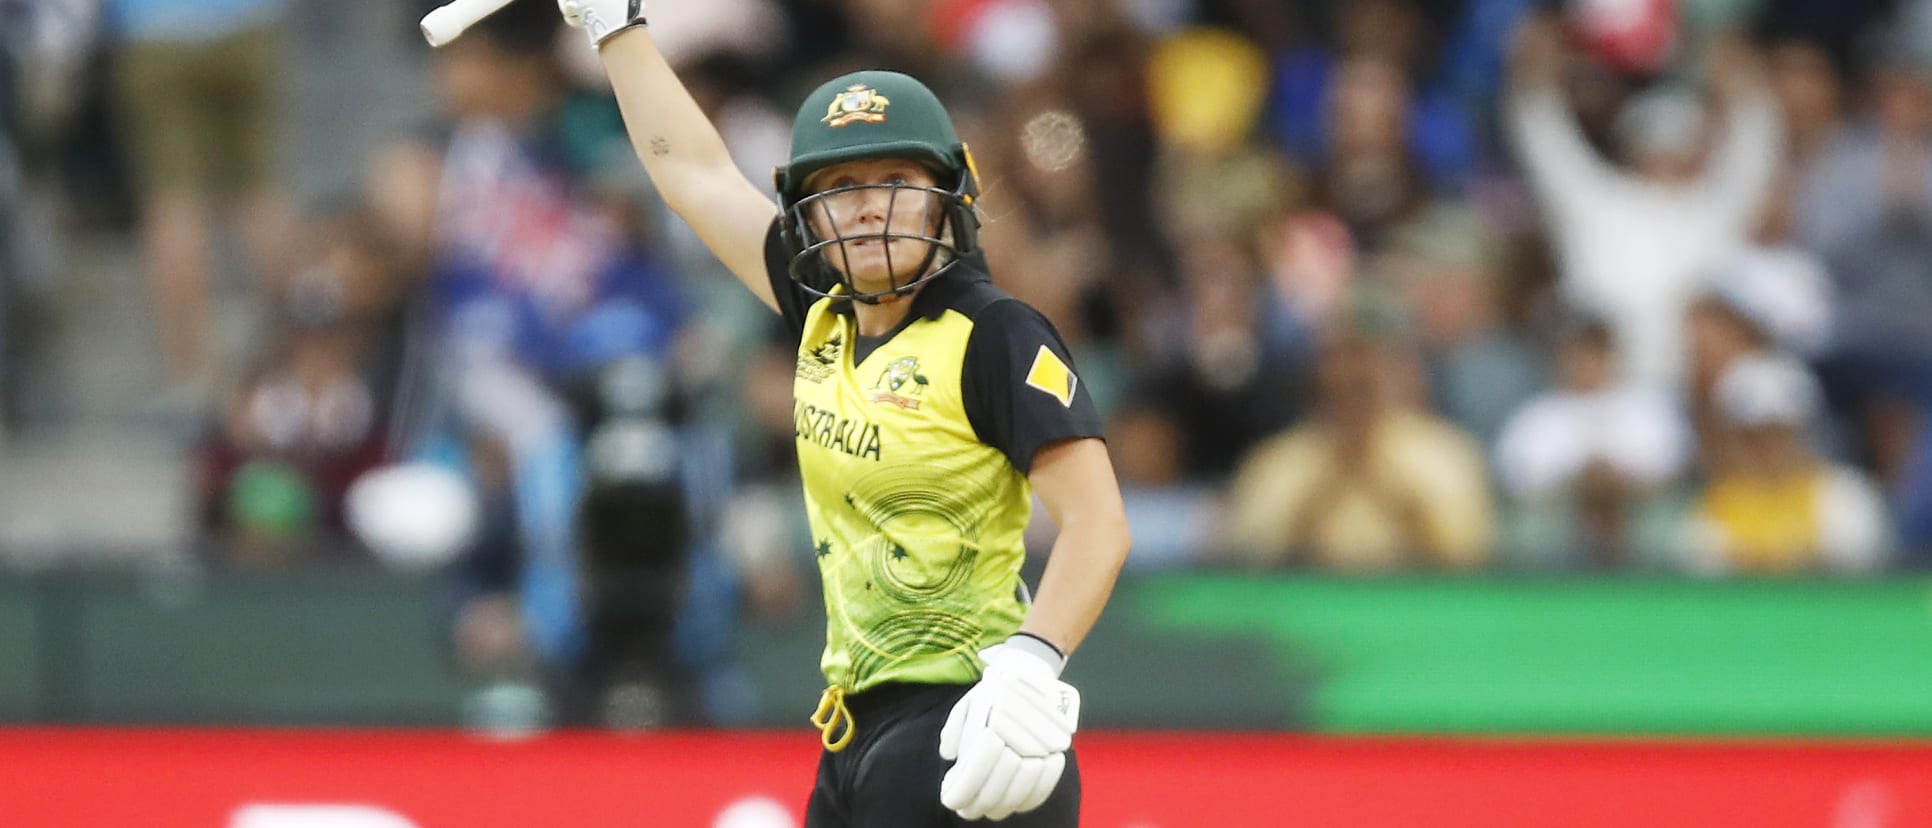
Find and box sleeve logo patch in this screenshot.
[1024,345,1077,408]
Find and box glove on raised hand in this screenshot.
[557,0,647,48]
[937,635,1080,821]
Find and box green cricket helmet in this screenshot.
[774,70,982,304]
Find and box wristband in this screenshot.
[1003,632,1067,678]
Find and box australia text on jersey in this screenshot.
[794,400,884,461]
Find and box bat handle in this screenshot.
[420,0,507,48]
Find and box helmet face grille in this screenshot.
[785,181,970,304]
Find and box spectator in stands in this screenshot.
[1134,231,1306,480]
[1374,207,1543,447]
[1,0,99,434]
[1795,36,1932,489]
[1743,35,1844,310]
[1684,250,1835,475]
[278,204,414,409]
[1494,318,1691,568]
[1269,0,1477,191]
[195,205,409,566]
[1223,327,1494,571]
[106,0,296,409]
[1147,25,1289,250]
[1313,50,1466,253]
[1263,43,1492,368]
[196,319,388,567]
[1763,35,1845,170]
[1507,15,1781,388]
[1683,352,1890,573]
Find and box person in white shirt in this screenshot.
[1497,321,1690,496]
[1507,15,1782,389]
[1494,319,1691,567]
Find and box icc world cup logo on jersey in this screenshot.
[797,334,841,383]
[868,356,928,410]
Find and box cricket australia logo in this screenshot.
[797,334,841,383]
[822,84,891,128]
[868,356,929,410]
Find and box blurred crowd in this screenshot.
[10,0,1932,724]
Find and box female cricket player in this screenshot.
[553,1,1132,824]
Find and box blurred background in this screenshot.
[5,0,1932,813]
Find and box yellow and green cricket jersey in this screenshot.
[764,223,1103,693]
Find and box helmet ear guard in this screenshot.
[950,142,982,252]
[957,143,982,207]
[916,142,982,261]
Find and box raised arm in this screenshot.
[1695,35,1783,226]
[562,2,782,311]
[1504,14,1615,222]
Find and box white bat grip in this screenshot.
[419,0,519,47]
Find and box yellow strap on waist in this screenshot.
[810,685,856,752]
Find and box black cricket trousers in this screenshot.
[804,681,1081,827]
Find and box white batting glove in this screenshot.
[557,0,647,48]
[938,635,1080,821]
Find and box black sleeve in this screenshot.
[961,299,1106,474]
[763,218,821,345]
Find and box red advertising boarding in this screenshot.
[2,729,1930,827]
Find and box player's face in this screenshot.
[804,159,945,291]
